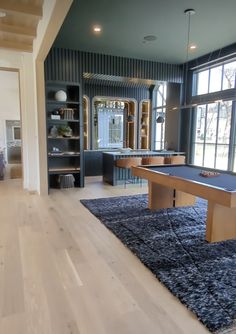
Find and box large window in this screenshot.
[194,60,236,95]
[97,108,124,148]
[192,59,236,171]
[94,101,125,149]
[155,83,167,150]
[192,102,232,170]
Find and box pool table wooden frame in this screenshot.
[132,164,236,243]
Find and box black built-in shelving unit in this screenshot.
[46,81,84,190]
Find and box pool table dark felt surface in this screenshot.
[143,165,236,191]
[132,164,236,242]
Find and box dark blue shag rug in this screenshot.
[80,194,236,333]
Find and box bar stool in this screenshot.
[164,155,186,164]
[115,157,142,187]
[142,156,164,165]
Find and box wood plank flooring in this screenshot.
[0,177,209,334]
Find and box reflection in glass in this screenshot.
[93,99,136,149]
[193,144,203,166]
[205,103,218,143]
[197,70,209,95]
[223,61,236,90]
[218,101,232,144]
[99,110,124,148]
[195,105,206,142]
[209,66,222,93]
[95,107,124,149]
[215,145,229,170]
[203,144,216,168]
[156,83,167,107]
[155,82,166,149]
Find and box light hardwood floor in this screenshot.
[0,177,209,334]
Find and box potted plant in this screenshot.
[58,125,73,137]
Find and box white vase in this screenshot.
[55,90,67,102]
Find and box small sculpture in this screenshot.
[55,90,67,102]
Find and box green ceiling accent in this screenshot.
[54,0,236,65]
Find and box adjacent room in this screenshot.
[0,70,22,182]
[0,1,236,333]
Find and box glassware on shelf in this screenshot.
[50,125,58,138]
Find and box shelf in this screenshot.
[48,136,80,140]
[48,152,80,157]
[47,100,80,105]
[49,167,81,174]
[46,81,84,189]
[48,119,79,123]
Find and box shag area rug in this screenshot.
[80,194,236,333]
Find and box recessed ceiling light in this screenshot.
[189,44,197,50]
[143,35,157,42]
[0,12,6,18]
[93,26,102,33]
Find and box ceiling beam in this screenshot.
[0,23,36,37]
[0,39,32,52]
[0,1,42,18]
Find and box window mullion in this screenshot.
[207,69,211,93]
[221,64,224,90]
[202,104,208,166]
[214,102,220,168]
[228,101,236,171]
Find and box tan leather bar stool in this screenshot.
[115,157,142,187]
[164,155,186,164]
[142,156,164,165]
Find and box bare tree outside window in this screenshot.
[192,59,236,170]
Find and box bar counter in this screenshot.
[103,150,185,185]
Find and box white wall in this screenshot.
[0,71,20,151]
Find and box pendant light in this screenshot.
[156,115,165,123]
[182,8,196,109]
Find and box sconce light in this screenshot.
[156,115,165,123]
[127,114,134,123]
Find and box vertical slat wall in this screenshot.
[45,48,183,83]
[44,47,184,152]
[84,83,149,101]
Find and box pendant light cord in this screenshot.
[183,9,195,107]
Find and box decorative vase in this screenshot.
[55,90,67,102]
[50,125,58,138]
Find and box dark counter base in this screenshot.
[103,151,185,186]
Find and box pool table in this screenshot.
[132,164,236,243]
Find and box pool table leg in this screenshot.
[206,201,236,242]
[148,182,196,210]
[148,182,174,209]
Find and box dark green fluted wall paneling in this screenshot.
[44,47,184,154]
[84,84,149,101]
[45,48,183,83]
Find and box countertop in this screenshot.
[103,150,185,156]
